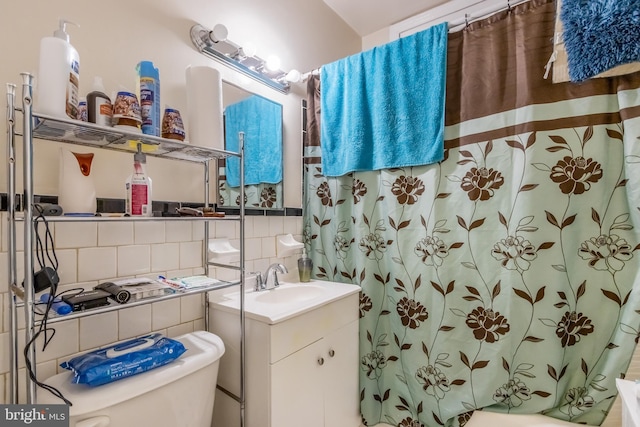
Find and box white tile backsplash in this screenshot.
[268,217,284,236]
[54,222,98,248]
[78,247,117,281]
[165,221,192,242]
[79,312,119,351]
[151,243,180,272]
[152,299,181,330]
[117,245,151,276]
[54,249,78,285]
[166,322,194,338]
[179,241,202,269]
[118,305,152,340]
[98,222,134,246]
[0,215,303,404]
[180,294,203,323]
[134,222,165,245]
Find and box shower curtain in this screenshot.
[303,0,640,426]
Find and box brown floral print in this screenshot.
[391,175,425,205]
[564,387,594,417]
[578,234,633,272]
[414,236,449,267]
[398,418,425,427]
[361,350,387,380]
[493,378,532,408]
[460,167,504,201]
[259,187,277,208]
[360,292,373,318]
[359,232,389,260]
[416,365,450,399]
[466,306,510,343]
[397,297,429,328]
[458,411,473,427]
[317,181,333,206]
[491,236,537,271]
[334,234,352,260]
[353,178,367,204]
[555,311,594,347]
[549,156,602,194]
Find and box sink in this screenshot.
[208,279,361,324]
[253,284,326,304]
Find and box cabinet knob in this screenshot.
[328,349,335,358]
[317,357,324,366]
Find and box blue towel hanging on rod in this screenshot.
[320,22,448,177]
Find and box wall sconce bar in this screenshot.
[190,24,291,94]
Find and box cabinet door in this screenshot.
[324,320,361,427]
[271,339,325,427]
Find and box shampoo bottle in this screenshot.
[136,61,161,136]
[298,248,313,283]
[87,76,112,127]
[125,144,153,217]
[36,19,80,120]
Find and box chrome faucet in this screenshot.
[255,263,288,291]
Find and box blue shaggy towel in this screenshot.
[320,22,448,177]
[560,0,640,82]
[225,95,283,188]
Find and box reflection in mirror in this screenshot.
[218,83,284,209]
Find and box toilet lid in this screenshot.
[37,331,225,416]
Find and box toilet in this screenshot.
[38,330,225,427]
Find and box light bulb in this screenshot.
[242,42,257,58]
[266,55,281,71]
[285,69,301,83]
[210,24,228,43]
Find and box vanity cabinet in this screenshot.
[209,282,361,427]
[271,319,359,427]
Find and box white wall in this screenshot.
[0,0,360,208]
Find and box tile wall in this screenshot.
[0,213,303,404]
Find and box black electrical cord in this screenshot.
[23,205,72,406]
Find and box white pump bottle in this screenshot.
[36,19,80,120]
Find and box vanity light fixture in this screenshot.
[190,23,296,94]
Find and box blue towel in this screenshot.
[561,0,640,82]
[320,22,448,177]
[226,95,283,187]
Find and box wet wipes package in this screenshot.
[60,333,186,386]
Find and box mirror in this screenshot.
[218,82,284,209]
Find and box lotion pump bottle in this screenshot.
[36,19,80,119]
[125,144,152,217]
[298,248,313,283]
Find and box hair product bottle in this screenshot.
[87,76,112,127]
[125,144,152,217]
[36,19,80,120]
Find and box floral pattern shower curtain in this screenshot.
[303,1,640,426]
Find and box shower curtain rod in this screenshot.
[300,0,530,82]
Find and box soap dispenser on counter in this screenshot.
[298,248,313,283]
[125,144,152,217]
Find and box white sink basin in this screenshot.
[253,283,326,304]
[208,280,361,324]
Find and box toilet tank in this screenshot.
[38,330,225,427]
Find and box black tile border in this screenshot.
[0,193,303,217]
